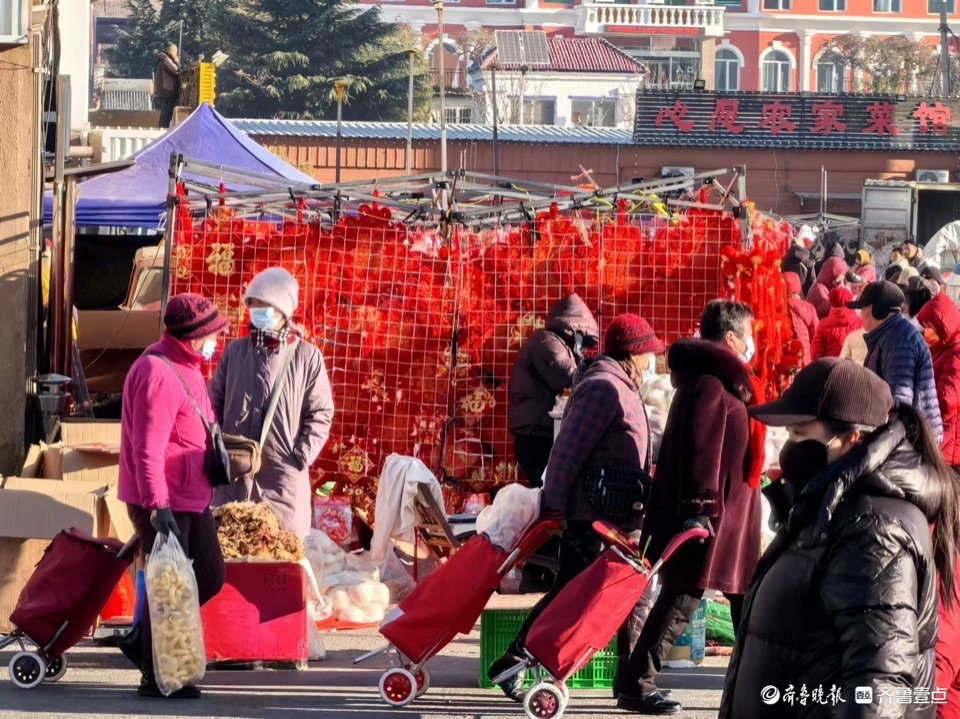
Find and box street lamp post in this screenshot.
[406,50,415,176]
[940,0,952,96]
[433,0,447,174]
[334,80,346,184]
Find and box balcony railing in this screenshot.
[577,3,725,37]
[430,69,471,94]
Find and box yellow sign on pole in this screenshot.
[198,62,216,105]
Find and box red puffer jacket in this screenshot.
[806,257,849,319]
[811,307,863,360]
[916,293,960,466]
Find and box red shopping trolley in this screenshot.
[0,528,138,689]
[355,519,559,707]
[491,521,709,719]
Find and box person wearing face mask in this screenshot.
[118,293,228,698]
[489,313,662,702]
[209,268,334,537]
[847,280,943,444]
[720,358,960,718]
[617,300,761,715]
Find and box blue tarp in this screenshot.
[44,104,315,229]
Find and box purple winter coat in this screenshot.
[541,356,651,532]
[507,294,599,438]
[209,334,334,536]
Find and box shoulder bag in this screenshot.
[148,353,231,488]
[223,341,298,481]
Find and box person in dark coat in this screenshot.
[489,314,663,702]
[848,281,944,444]
[782,245,815,294]
[784,271,818,365]
[617,300,759,715]
[720,358,960,718]
[153,44,181,129]
[903,238,926,269]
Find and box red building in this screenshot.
[368,0,959,103]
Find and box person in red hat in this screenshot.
[488,313,664,702]
[810,286,863,361]
[618,300,760,715]
[720,358,960,718]
[118,293,228,699]
[783,271,818,366]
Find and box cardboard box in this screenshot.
[21,420,121,484]
[0,539,52,633]
[201,562,308,664]
[76,309,160,351]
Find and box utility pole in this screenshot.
[406,51,415,176]
[491,64,500,176]
[334,80,346,184]
[433,0,447,173]
[941,0,952,96]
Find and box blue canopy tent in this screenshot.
[43,104,315,229]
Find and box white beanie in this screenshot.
[244,268,299,319]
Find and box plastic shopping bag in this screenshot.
[146,532,205,695]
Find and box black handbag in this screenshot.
[583,404,654,523]
[148,353,231,487]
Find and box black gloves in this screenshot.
[683,515,715,540]
[150,506,180,539]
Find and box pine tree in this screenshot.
[158,0,220,65]
[108,0,168,79]
[214,0,432,121]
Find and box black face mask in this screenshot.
[778,439,831,492]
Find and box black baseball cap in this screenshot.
[749,358,893,428]
[921,265,945,285]
[846,280,905,313]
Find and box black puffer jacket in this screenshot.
[720,419,941,719]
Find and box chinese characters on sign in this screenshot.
[633,92,960,151]
[760,684,948,707]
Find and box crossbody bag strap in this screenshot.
[259,340,298,447]
[146,352,212,433]
[640,400,653,473]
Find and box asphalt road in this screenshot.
[0,630,726,719]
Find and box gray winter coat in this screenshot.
[507,294,599,437]
[209,336,334,537]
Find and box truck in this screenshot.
[860,179,960,267]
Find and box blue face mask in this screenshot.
[249,306,278,331]
[574,332,584,354]
[641,354,657,384]
[739,335,756,364]
[199,339,217,360]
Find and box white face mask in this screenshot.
[641,354,657,384]
[199,338,217,360]
[249,306,278,331]
[739,335,756,364]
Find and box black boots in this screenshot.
[617,690,682,715]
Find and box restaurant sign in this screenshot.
[633,91,960,152]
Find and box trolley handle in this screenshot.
[497,519,561,576]
[647,527,709,578]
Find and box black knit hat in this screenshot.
[846,280,905,315]
[749,358,893,428]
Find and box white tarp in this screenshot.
[924,221,960,271]
[369,454,445,565]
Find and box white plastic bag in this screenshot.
[145,533,205,695]
[379,549,415,602]
[476,484,540,550]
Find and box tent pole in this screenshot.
[161,153,183,317]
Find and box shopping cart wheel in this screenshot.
[555,681,569,703]
[414,667,431,697]
[45,655,68,682]
[524,682,565,719]
[9,651,46,690]
[379,667,417,707]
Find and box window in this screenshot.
[445,107,472,124]
[522,98,556,125]
[929,0,955,12]
[874,0,901,11]
[816,51,847,93]
[715,47,740,91]
[762,50,791,92]
[819,0,845,8]
[571,99,617,127]
[763,0,791,9]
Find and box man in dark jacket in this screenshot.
[617,300,759,715]
[782,245,815,294]
[903,238,926,269]
[848,281,944,443]
[153,44,181,129]
[508,293,599,487]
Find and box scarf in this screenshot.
[249,324,297,352]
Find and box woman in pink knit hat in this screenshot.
[489,312,664,702]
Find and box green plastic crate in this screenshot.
[479,608,618,689]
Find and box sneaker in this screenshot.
[138,677,202,699]
[487,653,527,703]
[617,690,682,715]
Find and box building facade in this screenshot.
[371,0,959,116]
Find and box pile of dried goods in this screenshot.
[214,502,305,561]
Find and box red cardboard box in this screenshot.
[201,561,307,663]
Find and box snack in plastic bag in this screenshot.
[311,495,357,547]
[146,533,206,695]
[476,484,540,550]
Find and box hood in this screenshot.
[916,292,960,348]
[789,419,942,536]
[667,339,753,403]
[546,293,599,342]
[785,245,810,264]
[816,257,848,287]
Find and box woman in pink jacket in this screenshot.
[118,293,227,699]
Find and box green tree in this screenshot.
[157,0,221,65]
[214,0,432,121]
[109,0,167,78]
